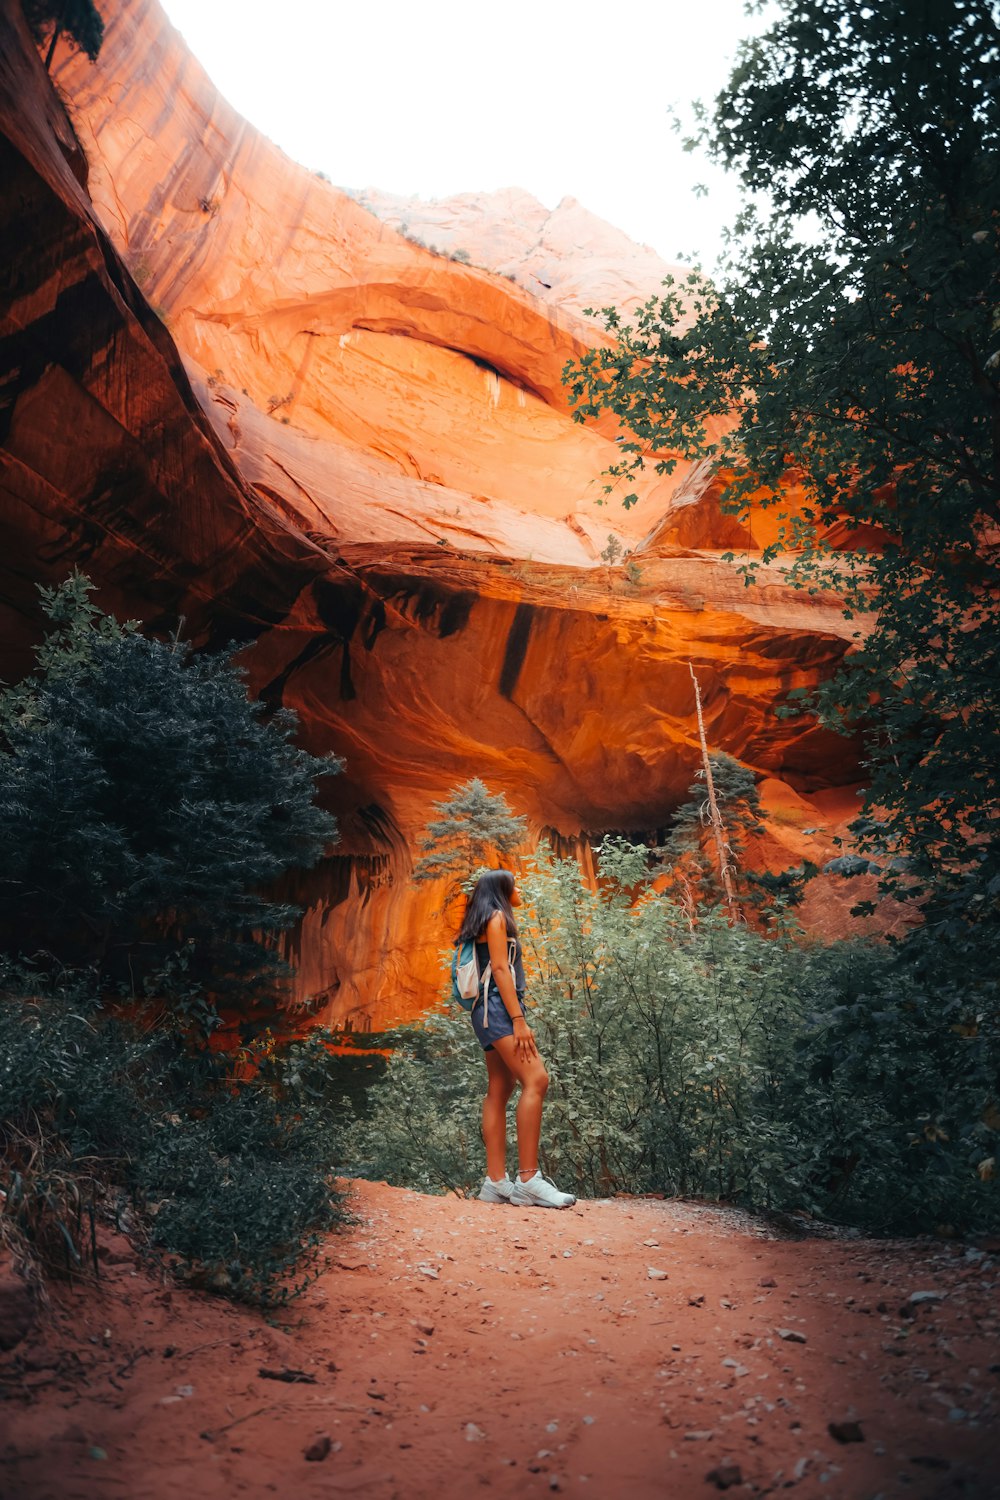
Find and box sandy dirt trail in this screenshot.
[2,1179,998,1499]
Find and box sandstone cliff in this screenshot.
[0,0,882,1029]
[355,185,691,324]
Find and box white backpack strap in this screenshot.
[476,958,493,1018]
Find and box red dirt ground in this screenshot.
[2,1179,998,1499]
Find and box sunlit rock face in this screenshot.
[356,186,690,324]
[1,0,884,1028]
[0,0,327,675]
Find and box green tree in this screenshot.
[563,0,1000,945]
[23,0,104,69]
[0,574,341,1027]
[412,777,528,892]
[658,754,816,921]
[659,753,762,912]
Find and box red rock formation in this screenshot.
[0,2,329,667]
[49,0,739,568]
[357,185,692,323]
[0,0,885,1028]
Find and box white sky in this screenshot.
[160,0,771,273]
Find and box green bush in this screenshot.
[350,842,999,1234]
[0,968,346,1304]
[0,573,340,1031]
[0,575,349,1304]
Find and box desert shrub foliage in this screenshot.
[0,576,347,1303]
[0,969,347,1303]
[351,843,998,1234]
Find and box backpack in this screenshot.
[451,936,517,1014]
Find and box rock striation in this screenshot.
[355,185,691,324]
[0,0,886,1027]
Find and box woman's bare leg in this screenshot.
[482,1048,516,1180]
[491,1036,550,1178]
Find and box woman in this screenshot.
[454,869,575,1209]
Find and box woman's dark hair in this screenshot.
[455,869,518,944]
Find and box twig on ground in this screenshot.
[173,1332,254,1360]
[199,1404,281,1441]
[258,1365,317,1383]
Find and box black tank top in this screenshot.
[474,932,525,997]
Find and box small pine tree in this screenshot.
[659,754,764,913]
[412,778,528,891]
[0,569,138,727]
[0,574,340,1023]
[659,753,815,921]
[23,0,104,69]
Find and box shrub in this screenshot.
[350,842,999,1234]
[0,575,349,1304]
[0,967,347,1304]
[0,573,340,1030]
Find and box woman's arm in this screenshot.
[485,911,537,1059]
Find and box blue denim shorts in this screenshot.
[470,989,527,1052]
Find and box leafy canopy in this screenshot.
[23,0,104,67]
[563,0,1000,938]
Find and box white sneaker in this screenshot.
[509,1171,576,1209]
[478,1175,515,1204]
